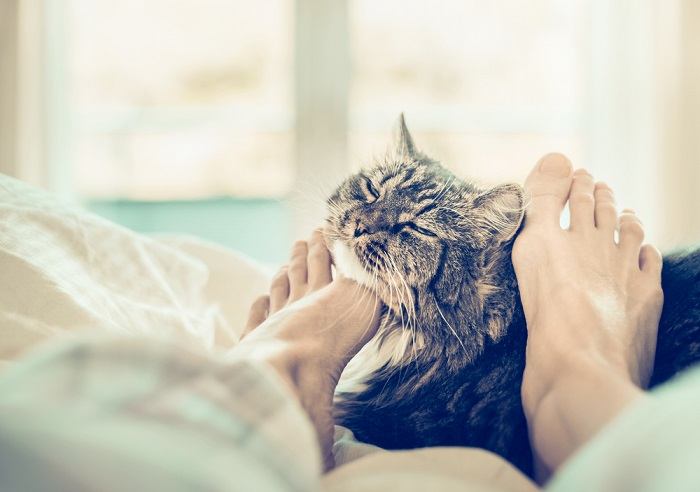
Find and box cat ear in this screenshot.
[471,183,525,243]
[392,113,419,159]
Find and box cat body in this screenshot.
[327,115,700,477]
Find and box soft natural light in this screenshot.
[69,0,589,197]
[69,0,293,199]
[349,0,586,187]
[1,0,699,261]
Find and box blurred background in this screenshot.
[1,0,698,263]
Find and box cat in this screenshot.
[325,114,700,477]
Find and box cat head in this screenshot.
[325,115,524,359]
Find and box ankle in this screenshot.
[522,350,633,417]
[524,360,644,473]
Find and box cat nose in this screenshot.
[354,218,390,237]
[354,224,369,237]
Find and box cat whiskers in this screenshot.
[361,246,409,338]
[326,196,345,216]
[435,301,469,358]
[286,176,340,217]
[378,249,420,366]
[432,176,456,204]
[390,257,420,365]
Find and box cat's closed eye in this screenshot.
[389,222,437,237]
[362,176,380,201]
[408,223,437,237]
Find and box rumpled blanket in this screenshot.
[0,173,271,366]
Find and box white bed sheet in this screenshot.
[0,173,272,367]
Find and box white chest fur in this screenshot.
[332,240,424,397]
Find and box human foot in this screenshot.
[512,153,664,475]
[234,230,382,470]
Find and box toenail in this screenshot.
[538,153,572,177]
[573,168,592,177]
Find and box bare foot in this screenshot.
[512,154,664,476]
[233,230,382,470]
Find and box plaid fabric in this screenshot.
[0,337,321,492]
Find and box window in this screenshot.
[69,0,293,199]
[3,1,699,260]
[349,0,587,187]
[69,0,591,202]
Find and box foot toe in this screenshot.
[308,229,333,290]
[569,169,596,231]
[288,240,309,301]
[269,266,290,312]
[594,181,617,231]
[639,244,663,276]
[243,295,270,338]
[618,209,645,255]
[523,153,574,227]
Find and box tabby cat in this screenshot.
[325,115,700,477]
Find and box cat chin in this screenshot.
[331,240,406,313]
[331,240,376,288]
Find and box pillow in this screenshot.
[0,174,271,367]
